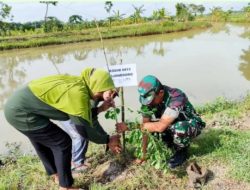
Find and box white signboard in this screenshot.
[109,64,137,87]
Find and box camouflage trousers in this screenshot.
[162,119,205,150]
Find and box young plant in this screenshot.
[127,106,172,171]
[127,129,171,171]
[137,105,157,118]
[105,107,120,123]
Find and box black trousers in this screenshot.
[20,122,73,187]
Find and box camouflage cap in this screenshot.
[138,75,162,105]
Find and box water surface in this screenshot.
[0,23,249,153]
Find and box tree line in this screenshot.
[0,1,250,36]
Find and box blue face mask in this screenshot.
[139,90,156,105]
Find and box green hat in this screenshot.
[138,75,162,105]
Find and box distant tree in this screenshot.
[158,8,167,19]
[104,1,113,14]
[104,1,113,27]
[45,16,63,32]
[0,1,11,20]
[188,4,199,16]
[112,10,125,21]
[210,6,229,22]
[131,5,145,23]
[152,8,167,20]
[197,5,205,15]
[68,15,83,24]
[188,3,205,17]
[39,1,58,32]
[5,21,43,33]
[0,1,12,35]
[152,10,158,20]
[175,3,192,21]
[242,3,250,19]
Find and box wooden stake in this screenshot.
[120,87,126,152]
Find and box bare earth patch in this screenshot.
[205,111,250,131]
[204,164,250,190]
[75,158,250,190]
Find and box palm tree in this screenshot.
[104,1,113,13]
[39,1,58,32]
[104,1,113,27]
[112,10,125,21]
[132,4,145,23]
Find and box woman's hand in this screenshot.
[98,100,115,113]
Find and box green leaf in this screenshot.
[105,108,120,120]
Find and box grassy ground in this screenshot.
[0,95,250,190]
[0,21,211,51]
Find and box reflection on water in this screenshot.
[0,23,250,153]
[208,23,230,34]
[239,25,250,81]
[153,42,165,56]
[239,47,250,81]
[0,56,27,109]
[73,49,89,61]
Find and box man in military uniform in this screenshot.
[116,75,205,168]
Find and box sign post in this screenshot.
[109,64,137,88]
[109,64,138,152]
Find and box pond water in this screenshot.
[0,23,249,153]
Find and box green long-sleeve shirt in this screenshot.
[4,85,109,144]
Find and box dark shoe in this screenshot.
[168,147,188,169]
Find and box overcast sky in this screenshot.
[4,1,249,23]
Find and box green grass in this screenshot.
[196,94,250,118]
[0,94,250,189]
[0,155,56,190]
[1,129,249,189]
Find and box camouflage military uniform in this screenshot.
[141,86,206,149]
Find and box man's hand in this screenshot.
[98,100,115,113]
[116,122,129,133]
[134,158,146,165]
[108,135,122,154]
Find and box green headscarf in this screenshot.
[29,67,115,125]
[81,67,115,95]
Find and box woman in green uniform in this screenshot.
[4,67,121,190]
